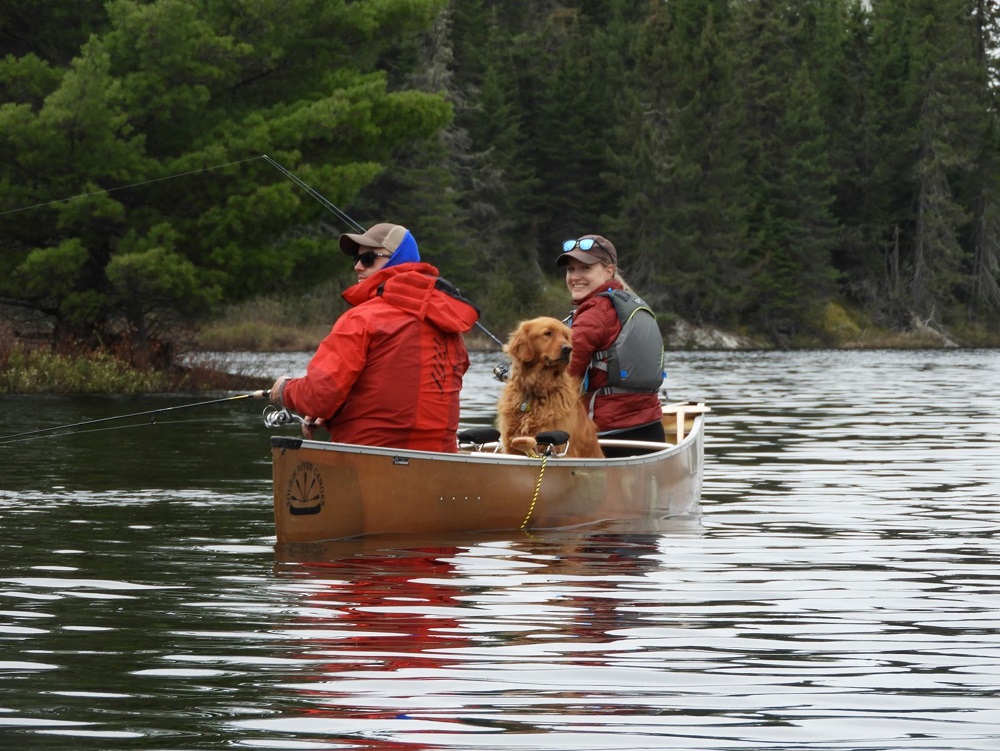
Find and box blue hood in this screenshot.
[383,230,420,269]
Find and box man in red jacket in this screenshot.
[269,223,479,452]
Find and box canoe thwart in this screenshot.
[661,401,711,443]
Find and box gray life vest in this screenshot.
[590,289,665,395]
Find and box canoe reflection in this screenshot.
[267,530,695,744]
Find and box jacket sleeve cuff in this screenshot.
[277,377,291,408]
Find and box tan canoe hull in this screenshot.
[271,405,707,542]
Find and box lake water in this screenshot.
[1,349,999,750]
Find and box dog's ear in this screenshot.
[505,326,535,363]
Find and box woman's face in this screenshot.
[564,258,614,304]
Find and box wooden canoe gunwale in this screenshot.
[272,434,692,466]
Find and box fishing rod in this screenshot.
[1,153,507,348]
[0,391,268,445]
[262,155,507,349]
[260,154,366,233]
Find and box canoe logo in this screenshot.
[285,462,324,516]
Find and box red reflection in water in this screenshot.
[272,535,661,747]
[276,544,473,746]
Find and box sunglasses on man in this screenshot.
[353,251,392,268]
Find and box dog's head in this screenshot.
[505,317,573,370]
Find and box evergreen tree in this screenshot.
[728,0,839,341]
[963,0,1000,320]
[868,0,983,327]
[803,1,885,305]
[0,0,450,354]
[531,14,618,249]
[0,2,108,64]
[451,2,545,330]
[908,1,978,324]
[353,7,470,284]
[611,0,750,327]
[967,116,1000,320]
[2,0,997,350]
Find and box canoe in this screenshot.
[269,401,709,543]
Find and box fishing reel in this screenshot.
[262,405,305,428]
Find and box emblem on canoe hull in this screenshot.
[285,462,325,515]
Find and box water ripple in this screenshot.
[0,350,998,749]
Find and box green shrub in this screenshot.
[822,301,863,342]
[0,346,168,394]
[191,281,345,351]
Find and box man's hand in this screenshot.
[269,376,289,403]
[301,416,327,440]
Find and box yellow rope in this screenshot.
[520,453,548,530]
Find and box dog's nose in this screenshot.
[561,344,572,358]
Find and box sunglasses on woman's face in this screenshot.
[562,237,611,259]
[353,251,392,268]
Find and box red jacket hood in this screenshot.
[574,277,625,309]
[342,262,479,334]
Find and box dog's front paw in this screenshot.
[509,436,538,456]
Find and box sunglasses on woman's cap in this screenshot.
[563,238,600,252]
[353,251,392,268]
[562,237,613,260]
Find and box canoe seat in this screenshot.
[534,430,570,448]
[457,428,572,456]
[457,427,501,452]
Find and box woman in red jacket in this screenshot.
[557,234,666,455]
[269,223,479,452]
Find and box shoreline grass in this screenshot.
[0,339,269,395]
[3,302,997,395]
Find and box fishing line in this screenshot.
[0,156,264,217]
[0,153,364,230]
[0,391,267,445]
[2,151,507,347]
[0,416,229,446]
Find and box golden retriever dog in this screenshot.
[497,316,603,458]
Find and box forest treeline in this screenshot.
[2,0,999,358]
